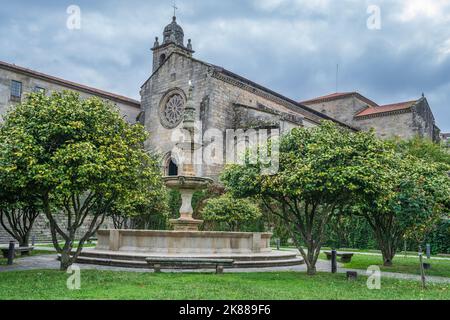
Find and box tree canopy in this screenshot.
[0,91,164,270]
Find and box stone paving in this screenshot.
[1,253,449,284]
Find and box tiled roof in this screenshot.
[0,60,140,107]
[301,92,379,107]
[355,100,417,118]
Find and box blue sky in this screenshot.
[1,0,449,131]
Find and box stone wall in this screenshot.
[355,111,415,140]
[0,67,140,124]
[304,95,369,126]
[0,213,114,244]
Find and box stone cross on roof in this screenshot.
[172,3,178,17]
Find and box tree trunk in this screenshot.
[19,238,29,248]
[306,264,317,275]
[59,250,72,271]
[381,242,396,266]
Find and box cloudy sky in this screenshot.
[1,0,449,131]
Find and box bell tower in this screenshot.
[151,15,194,72]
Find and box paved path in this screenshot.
[1,254,449,284]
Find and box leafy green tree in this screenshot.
[107,174,168,230]
[201,194,261,231]
[222,122,390,275]
[395,136,450,167]
[352,153,450,266]
[0,91,163,270]
[0,195,40,247]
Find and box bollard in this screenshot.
[331,249,337,273]
[346,271,358,281]
[276,239,280,251]
[426,244,431,259]
[7,241,15,265]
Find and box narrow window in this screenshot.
[159,54,166,66]
[10,80,22,101]
[34,86,46,94]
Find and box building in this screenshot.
[301,92,441,142]
[0,15,445,243]
[0,60,141,123]
[141,16,354,180]
[442,133,450,147]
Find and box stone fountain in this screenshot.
[75,82,303,269]
[164,82,213,231]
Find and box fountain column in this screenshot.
[164,82,213,231]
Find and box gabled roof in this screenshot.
[0,60,140,107]
[355,100,418,118]
[301,92,379,107]
[143,52,358,131]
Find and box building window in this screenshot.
[10,80,22,101]
[159,54,166,66]
[34,86,46,94]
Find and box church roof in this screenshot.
[355,100,418,118]
[143,51,357,130]
[301,92,379,107]
[0,60,140,107]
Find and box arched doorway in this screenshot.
[168,158,178,176]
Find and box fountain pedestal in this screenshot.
[164,176,213,231]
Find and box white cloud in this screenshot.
[395,0,450,22]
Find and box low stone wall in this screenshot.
[0,213,113,244]
[96,229,272,254]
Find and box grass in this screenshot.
[0,270,448,300]
[36,242,96,249]
[340,254,450,278]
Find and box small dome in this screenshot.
[163,16,184,46]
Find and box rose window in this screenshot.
[163,94,184,127]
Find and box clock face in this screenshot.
[159,90,185,129]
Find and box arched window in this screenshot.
[159,54,166,66]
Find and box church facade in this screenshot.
[141,16,355,180]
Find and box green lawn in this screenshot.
[36,242,96,249]
[0,270,448,300]
[341,254,450,278]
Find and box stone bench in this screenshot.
[145,257,234,274]
[324,251,354,263]
[1,246,34,258]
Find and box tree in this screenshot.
[351,150,450,266]
[222,122,390,275]
[0,195,40,247]
[201,194,261,231]
[0,91,163,270]
[0,115,43,247]
[108,164,168,230]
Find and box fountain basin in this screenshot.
[163,176,213,190]
[76,229,304,268]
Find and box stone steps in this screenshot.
[73,249,304,269]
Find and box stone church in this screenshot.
[0,15,443,242]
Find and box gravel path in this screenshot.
[1,254,449,284]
